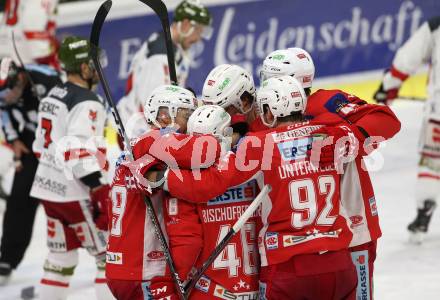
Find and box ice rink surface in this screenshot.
[0,100,439,299]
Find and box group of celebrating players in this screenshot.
[0,1,407,299]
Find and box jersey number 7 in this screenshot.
[41,118,53,148]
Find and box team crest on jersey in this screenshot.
[89,110,97,122]
[276,137,313,161]
[195,276,211,293]
[265,232,278,250]
[106,251,123,264]
[323,93,350,114]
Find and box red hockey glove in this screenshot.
[149,276,179,300]
[90,184,111,230]
[309,125,363,168]
[122,153,163,195]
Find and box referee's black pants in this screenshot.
[0,152,39,269]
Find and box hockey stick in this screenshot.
[184,184,271,296]
[137,0,178,85]
[89,2,186,300]
[11,31,41,101]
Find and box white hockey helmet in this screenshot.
[188,105,232,154]
[202,64,255,114]
[260,48,315,89]
[188,105,231,136]
[257,76,307,127]
[144,84,197,128]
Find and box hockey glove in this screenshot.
[90,184,111,231]
[149,276,179,300]
[309,124,364,169]
[373,67,408,105]
[122,154,163,195]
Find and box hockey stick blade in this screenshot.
[137,0,178,85]
[185,184,272,296]
[90,0,112,48]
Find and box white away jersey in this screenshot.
[31,82,107,202]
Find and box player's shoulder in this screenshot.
[428,16,440,32]
[47,82,103,111]
[146,31,167,58]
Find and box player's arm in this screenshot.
[162,136,263,203]
[335,91,401,140]
[374,17,437,104]
[163,197,202,281]
[64,100,108,185]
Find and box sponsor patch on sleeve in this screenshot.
[265,232,279,250]
[369,197,378,216]
[195,275,211,293]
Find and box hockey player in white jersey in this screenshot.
[117,0,212,139]
[30,36,114,300]
[374,16,440,243]
[0,0,59,69]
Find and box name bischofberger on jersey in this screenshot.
[202,180,260,223]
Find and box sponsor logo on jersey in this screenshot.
[168,198,178,216]
[265,232,278,250]
[349,215,364,228]
[259,281,267,300]
[48,86,68,99]
[351,250,370,300]
[195,276,211,293]
[147,250,165,260]
[213,285,236,299]
[283,229,341,247]
[272,125,322,143]
[33,175,67,197]
[106,252,123,264]
[276,137,313,161]
[208,183,255,206]
[369,197,378,216]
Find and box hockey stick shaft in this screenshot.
[11,31,41,101]
[184,184,271,295]
[90,1,185,299]
[90,0,133,158]
[137,0,178,85]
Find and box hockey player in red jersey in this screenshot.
[374,16,440,243]
[30,37,113,300]
[146,76,369,299]
[260,47,401,300]
[163,105,260,299]
[106,84,205,300]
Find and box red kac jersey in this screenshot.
[166,121,359,266]
[164,179,261,294]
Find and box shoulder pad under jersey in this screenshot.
[47,82,103,111]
